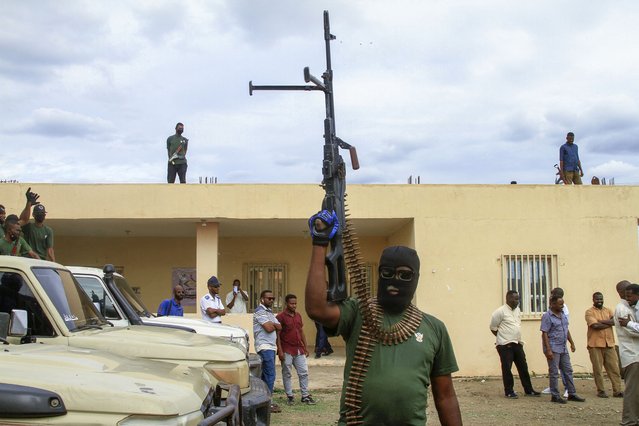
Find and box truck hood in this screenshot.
[144,316,246,338]
[1,343,210,416]
[66,324,246,363]
[143,317,249,352]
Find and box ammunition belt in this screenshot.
[342,199,422,424]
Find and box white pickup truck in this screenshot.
[0,311,240,425]
[0,257,270,425]
[69,265,261,376]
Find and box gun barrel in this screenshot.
[249,83,320,95]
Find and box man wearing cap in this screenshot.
[305,210,462,425]
[200,276,225,324]
[0,214,39,258]
[19,188,55,262]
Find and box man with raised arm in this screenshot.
[19,187,55,261]
[305,210,462,426]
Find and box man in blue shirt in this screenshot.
[157,284,185,316]
[541,295,586,404]
[559,132,584,185]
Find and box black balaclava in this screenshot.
[377,246,420,314]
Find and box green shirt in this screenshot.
[166,135,188,165]
[330,298,458,426]
[22,222,54,260]
[0,236,33,257]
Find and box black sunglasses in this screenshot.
[379,267,415,281]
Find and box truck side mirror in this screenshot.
[9,310,28,337]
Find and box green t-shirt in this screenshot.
[330,298,458,426]
[22,222,54,260]
[0,236,33,257]
[166,135,188,165]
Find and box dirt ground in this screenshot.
[271,365,625,425]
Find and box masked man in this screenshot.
[167,122,188,184]
[305,210,462,425]
[18,187,55,261]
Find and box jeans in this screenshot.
[315,321,332,355]
[259,349,276,394]
[547,351,576,398]
[496,343,534,395]
[167,162,187,183]
[281,352,310,398]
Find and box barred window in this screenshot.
[502,255,558,316]
[244,263,288,313]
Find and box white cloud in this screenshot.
[12,108,114,139]
[2,1,639,185]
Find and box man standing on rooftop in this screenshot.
[167,122,188,184]
[559,132,583,185]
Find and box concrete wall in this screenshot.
[2,183,638,376]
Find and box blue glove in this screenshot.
[308,210,339,246]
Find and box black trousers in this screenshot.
[167,162,187,184]
[314,321,332,355]
[497,343,534,395]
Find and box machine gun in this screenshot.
[250,10,359,302]
[168,138,188,165]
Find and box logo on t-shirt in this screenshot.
[415,332,423,343]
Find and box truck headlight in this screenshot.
[118,411,202,425]
[204,360,249,389]
[230,335,248,352]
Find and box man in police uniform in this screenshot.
[200,276,225,324]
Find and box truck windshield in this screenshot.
[32,267,106,331]
[113,276,154,318]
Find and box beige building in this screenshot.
[1,183,637,376]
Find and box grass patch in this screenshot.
[269,388,342,426]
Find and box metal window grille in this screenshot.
[502,255,558,316]
[244,263,288,312]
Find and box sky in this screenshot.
[2,0,639,185]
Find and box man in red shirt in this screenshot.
[276,294,316,406]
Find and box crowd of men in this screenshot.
[156,275,319,414]
[490,282,639,425]
[151,208,637,425]
[0,188,55,261]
